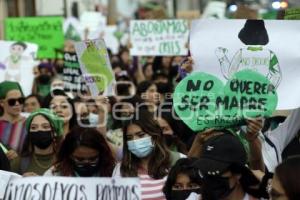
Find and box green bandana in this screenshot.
[26,108,64,137]
[0,81,24,99]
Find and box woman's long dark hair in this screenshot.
[163,158,201,200]
[275,156,300,200]
[54,127,115,177]
[42,89,77,129]
[21,114,60,157]
[121,109,171,179]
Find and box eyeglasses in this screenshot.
[72,155,99,165]
[7,97,25,106]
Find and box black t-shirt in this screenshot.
[282,133,300,160]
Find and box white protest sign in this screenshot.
[0,170,21,199]
[80,12,107,40]
[0,41,39,96]
[3,177,141,200]
[130,20,189,56]
[190,19,300,110]
[202,1,226,19]
[75,39,115,97]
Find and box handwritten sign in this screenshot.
[173,70,278,131]
[130,20,189,56]
[3,177,141,200]
[5,17,64,58]
[190,19,300,110]
[63,52,88,93]
[75,39,115,96]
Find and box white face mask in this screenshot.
[89,113,99,126]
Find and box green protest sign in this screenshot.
[75,39,115,96]
[5,17,64,58]
[284,8,300,19]
[173,69,278,132]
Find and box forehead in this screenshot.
[50,96,68,104]
[31,115,50,124]
[6,90,22,99]
[176,173,192,183]
[127,124,142,134]
[72,146,99,156]
[26,96,38,103]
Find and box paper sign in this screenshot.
[0,170,21,199]
[284,8,300,19]
[63,51,88,93]
[64,17,82,41]
[75,39,115,96]
[202,1,226,19]
[5,17,64,58]
[80,12,107,40]
[3,177,141,200]
[173,70,278,132]
[190,19,300,110]
[130,20,189,56]
[0,41,39,96]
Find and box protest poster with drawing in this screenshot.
[190,19,300,110]
[0,41,38,96]
[3,177,141,200]
[173,69,278,132]
[75,39,115,97]
[130,19,189,56]
[5,17,64,59]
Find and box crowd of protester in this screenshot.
[0,38,300,200]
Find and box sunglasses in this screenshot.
[7,97,25,106]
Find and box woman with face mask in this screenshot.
[10,108,63,176]
[44,127,115,177]
[112,109,184,200]
[163,158,202,200]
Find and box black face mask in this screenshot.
[156,82,172,94]
[171,188,202,200]
[202,176,236,200]
[73,162,99,177]
[38,74,51,85]
[30,131,53,149]
[163,134,176,146]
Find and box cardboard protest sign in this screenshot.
[173,70,278,132]
[190,19,300,110]
[5,17,64,58]
[284,8,300,19]
[75,39,115,96]
[3,177,141,200]
[130,20,189,56]
[0,41,39,96]
[63,52,88,93]
[0,170,21,199]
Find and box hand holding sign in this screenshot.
[173,69,278,132]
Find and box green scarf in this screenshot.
[26,108,64,137]
[0,81,24,99]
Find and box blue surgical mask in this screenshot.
[89,113,99,126]
[127,137,154,158]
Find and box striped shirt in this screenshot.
[113,163,167,200]
[0,118,27,153]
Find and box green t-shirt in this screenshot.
[11,153,54,175]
